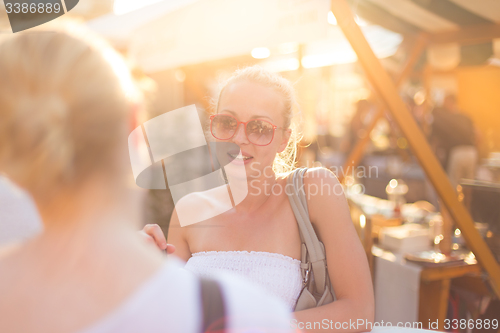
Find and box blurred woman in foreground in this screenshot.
[0,29,292,333]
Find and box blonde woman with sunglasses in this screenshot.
[144,66,374,333]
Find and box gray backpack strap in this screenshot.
[200,277,226,333]
[287,168,329,295]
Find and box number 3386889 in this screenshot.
[5,2,62,14]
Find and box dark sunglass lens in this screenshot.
[247,120,274,145]
[212,115,237,139]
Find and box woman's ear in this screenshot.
[277,128,292,153]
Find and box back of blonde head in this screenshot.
[213,65,302,177]
[0,29,139,201]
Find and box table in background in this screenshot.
[373,246,483,331]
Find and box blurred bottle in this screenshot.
[386,179,408,218]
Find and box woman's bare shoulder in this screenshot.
[301,167,348,224]
[302,167,342,194]
[172,185,232,227]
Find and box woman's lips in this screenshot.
[227,150,253,157]
[227,152,253,165]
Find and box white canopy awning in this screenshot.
[88,0,402,72]
[86,0,199,48]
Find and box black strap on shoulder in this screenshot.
[200,277,226,333]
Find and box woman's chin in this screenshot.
[224,159,274,182]
[223,161,249,182]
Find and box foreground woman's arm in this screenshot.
[141,210,191,261]
[165,209,192,261]
[139,224,176,253]
[293,168,374,333]
[139,209,189,260]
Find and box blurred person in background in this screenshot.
[430,94,479,189]
[0,28,293,333]
[340,99,378,158]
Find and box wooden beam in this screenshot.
[429,23,500,46]
[339,34,428,183]
[339,107,383,184]
[422,64,433,136]
[331,0,500,298]
[396,34,429,86]
[346,0,420,36]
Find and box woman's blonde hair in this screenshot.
[0,28,141,200]
[212,65,302,177]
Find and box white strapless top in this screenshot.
[185,251,303,310]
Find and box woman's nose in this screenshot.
[231,123,249,145]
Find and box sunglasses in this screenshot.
[210,114,283,146]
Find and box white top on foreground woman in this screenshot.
[144,66,375,333]
[0,28,293,333]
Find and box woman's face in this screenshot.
[215,80,291,180]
